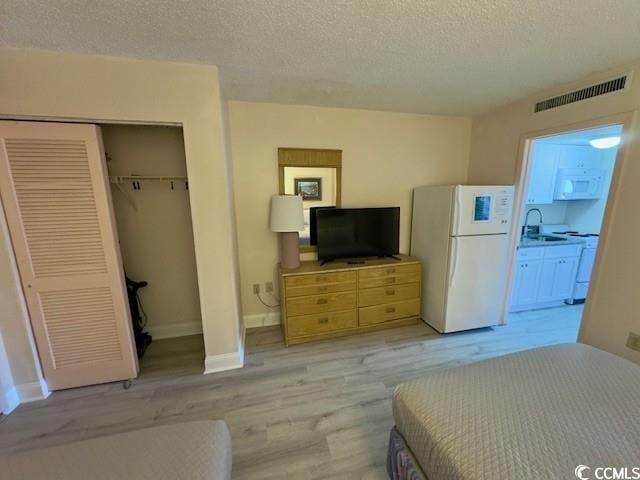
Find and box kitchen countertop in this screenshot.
[518,236,586,249]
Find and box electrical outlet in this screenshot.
[626,331,640,353]
[252,283,260,295]
[265,281,274,293]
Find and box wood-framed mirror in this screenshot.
[278,148,342,253]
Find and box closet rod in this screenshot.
[109,175,188,183]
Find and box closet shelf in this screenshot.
[110,175,189,212]
[109,175,187,183]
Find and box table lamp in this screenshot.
[270,195,304,269]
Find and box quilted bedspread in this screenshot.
[393,343,640,480]
[0,420,232,480]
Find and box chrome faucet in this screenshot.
[523,208,543,237]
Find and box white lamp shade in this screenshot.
[270,195,304,232]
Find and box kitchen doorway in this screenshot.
[504,120,627,339]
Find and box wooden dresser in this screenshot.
[279,255,421,345]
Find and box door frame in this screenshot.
[0,117,202,394]
[499,111,636,325]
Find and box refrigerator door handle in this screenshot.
[449,237,459,287]
[454,188,462,235]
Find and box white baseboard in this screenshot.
[149,321,203,340]
[1,378,48,414]
[202,319,246,375]
[1,387,20,414]
[16,379,50,403]
[204,350,244,375]
[239,323,246,361]
[244,311,281,329]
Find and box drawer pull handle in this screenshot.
[318,318,329,324]
[318,286,328,292]
[386,289,395,296]
[387,268,396,274]
[317,298,328,304]
[385,277,396,284]
[386,307,396,313]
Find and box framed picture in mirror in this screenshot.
[294,177,322,201]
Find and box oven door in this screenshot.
[554,169,603,200]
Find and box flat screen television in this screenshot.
[316,207,400,260]
[309,206,336,246]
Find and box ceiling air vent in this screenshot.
[534,76,628,113]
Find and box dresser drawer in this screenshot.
[286,291,357,316]
[286,271,356,287]
[359,299,420,326]
[288,310,356,337]
[358,282,420,307]
[359,270,421,289]
[358,263,420,281]
[286,280,356,298]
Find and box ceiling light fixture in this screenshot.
[589,136,621,149]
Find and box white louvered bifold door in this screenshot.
[0,121,138,390]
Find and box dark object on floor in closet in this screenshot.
[126,275,152,358]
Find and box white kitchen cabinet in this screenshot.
[511,259,543,307]
[510,244,581,312]
[536,257,580,302]
[526,143,560,205]
[557,145,602,169]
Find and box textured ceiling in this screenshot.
[2,1,640,115]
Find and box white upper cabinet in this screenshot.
[557,145,602,169]
[525,143,560,205]
[554,145,605,201]
[526,144,608,204]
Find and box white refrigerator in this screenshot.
[411,185,514,333]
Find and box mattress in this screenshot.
[0,420,232,480]
[393,343,640,480]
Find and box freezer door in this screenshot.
[452,185,514,236]
[442,234,510,333]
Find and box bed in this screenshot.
[0,420,232,480]
[388,343,640,480]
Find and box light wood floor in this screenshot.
[0,305,582,479]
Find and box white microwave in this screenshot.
[554,168,603,200]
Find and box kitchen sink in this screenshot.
[524,234,567,242]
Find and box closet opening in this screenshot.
[101,124,205,377]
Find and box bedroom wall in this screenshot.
[228,101,471,324]
[101,124,202,340]
[468,61,640,364]
[0,46,243,382]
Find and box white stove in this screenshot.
[541,224,598,303]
